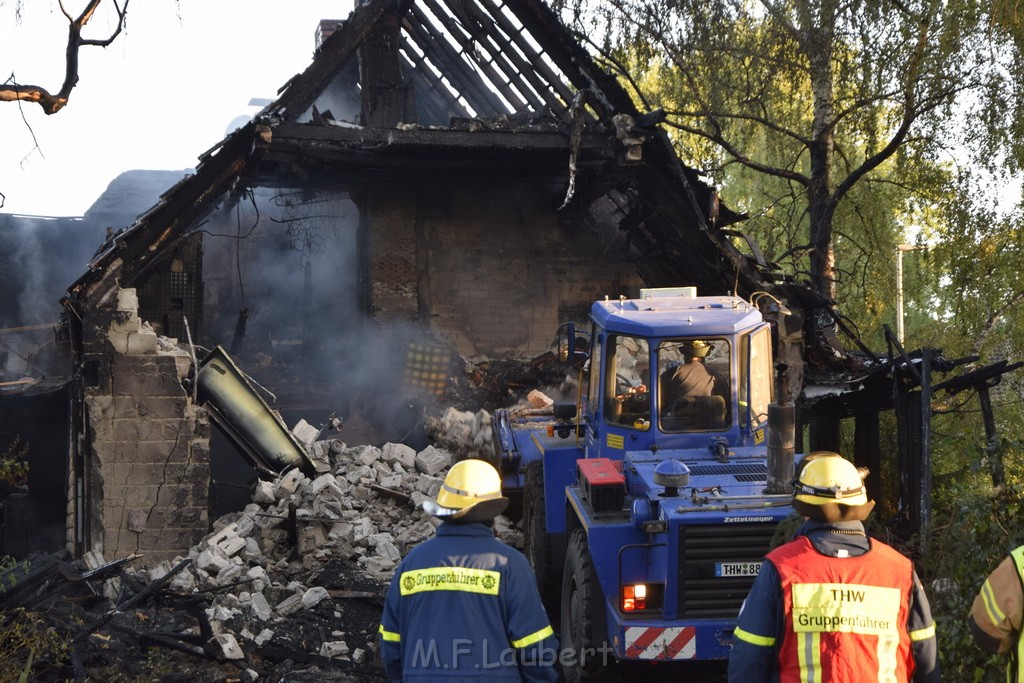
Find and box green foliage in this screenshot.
[0,554,30,596]
[0,437,29,488]
[921,468,1024,682]
[0,607,69,681]
[556,0,1023,334]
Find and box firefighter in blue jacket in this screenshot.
[378,458,559,682]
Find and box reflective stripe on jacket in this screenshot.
[769,535,914,683]
[378,521,558,682]
[1010,545,1024,682]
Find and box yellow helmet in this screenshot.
[683,339,712,358]
[423,459,509,523]
[794,452,868,506]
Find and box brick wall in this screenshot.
[79,288,210,561]
[368,177,643,357]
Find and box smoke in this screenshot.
[200,187,442,445]
[0,214,107,376]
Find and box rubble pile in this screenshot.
[437,353,576,411]
[424,407,496,463]
[117,432,521,679]
[0,424,526,681]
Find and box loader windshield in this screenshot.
[658,338,731,432]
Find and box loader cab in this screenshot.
[571,289,774,453]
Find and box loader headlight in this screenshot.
[621,583,663,613]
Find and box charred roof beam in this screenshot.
[418,0,533,114]
[399,50,473,123]
[403,6,510,117]
[477,0,580,117]
[442,0,575,124]
[501,0,637,122]
[271,0,402,122]
[263,121,615,170]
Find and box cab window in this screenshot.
[588,334,602,412]
[604,335,651,429]
[740,327,772,429]
[658,338,731,432]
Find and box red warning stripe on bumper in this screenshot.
[623,626,697,659]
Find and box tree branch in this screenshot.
[0,0,129,115]
[664,107,812,147]
[665,119,811,184]
[825,9,933,221]
[978,289,1024,352]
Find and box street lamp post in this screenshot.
[896,244,918,345]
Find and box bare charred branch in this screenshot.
[0,0,129,115]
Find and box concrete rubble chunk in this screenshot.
[291,419,320,447]
[381,442,416,469]
[207,522,246,557]
[414,446,453,476]
[170,568,197,593]
[367,532,394,547]
[197,545,231,574]
[397,520,436,544]
[298,525,327,554]
[378,474,403,489]
[310,473,345,499]
[353,445,383,467]
[253,480,276,504]
[345,465,375,485]
[352,518,373,545]
[307,440,333,473]
[213,633,245,659]
[249,592,272,621]
[361,555,396,575]
[275,593,305,616]
[241,537,262,562]
[414,475,442,496]
[274,468,307,497]
[255,629,274,646]
[375,540,401,563]
[302,586,330,609]
[320,640,350,658]
[216,563,244,584]
[328,522,354,543]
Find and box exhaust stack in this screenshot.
[766,402,795,494]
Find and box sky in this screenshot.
[1,0,353,217]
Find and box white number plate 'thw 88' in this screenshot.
[714,561,762,577]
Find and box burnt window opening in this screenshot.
[82,359,100,388]
[138,239,203,341]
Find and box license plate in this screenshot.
[714,561,762,577]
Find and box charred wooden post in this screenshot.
[358,10,414,126]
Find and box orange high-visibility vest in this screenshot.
[768,535,914,683]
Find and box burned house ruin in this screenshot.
[52,0,758,562]
[1,0,1013,565]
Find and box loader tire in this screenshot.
[560,527,614,682]
[523,461,558,611]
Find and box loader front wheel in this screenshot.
[524,461,559,611]
[560,527,613,682]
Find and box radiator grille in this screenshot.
[677,522,777,618]
[688,463,767,483]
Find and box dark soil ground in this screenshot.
[0,553,389,682]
